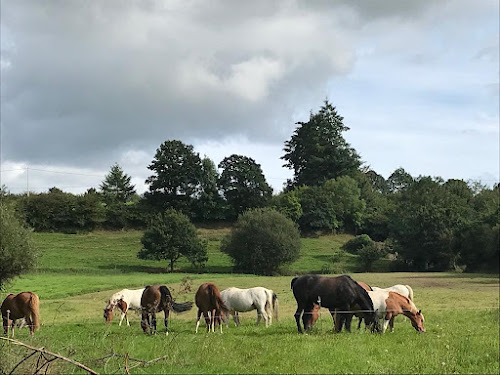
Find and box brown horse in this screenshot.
[195,283,228,333]
[140,285,193,335]
[1,292,40,337]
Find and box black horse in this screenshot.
[291,274,377,333]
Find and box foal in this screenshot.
[1,292,40,337]
[195,283,228,333]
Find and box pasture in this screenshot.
[1,230,499,374]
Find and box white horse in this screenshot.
[220,287,278,328]
[371,284,414,301]
[103,288,145,326]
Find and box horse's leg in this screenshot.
[344,313,353,333]
[119,311,125,326]
[126,311,130,327]
[195,309,202,333]
[11,320,16,338]
[357,315,363,330]
[25,316,33,336]
[141,311,149,334]
[389,316,395,332]
[294,305,304,334]
[211,309,216,332]
[164,308,170,335]
[234,312,240,327]
[151,311,157,334]
[204,311,211,332]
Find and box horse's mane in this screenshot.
[344,275,374,312]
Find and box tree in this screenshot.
[221,208,301,275]
[218,154,273,219]
[272,191,303,222]
[192,157,225,221]
[342,234,374,254]
[145,140,203,214]
[282,99,361,188]
[0,204,38,289]
[100,163,136,203]
[387,167,414,193]
[389,177,473,270]
[358,242,386,272]
[138,209,207,272]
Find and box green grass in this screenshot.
[1,230,499,374]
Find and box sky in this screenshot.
[1,0,498,195]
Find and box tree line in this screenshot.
[1,100,498,275]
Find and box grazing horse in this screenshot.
[221,287,278,327]
[291,274,377,333]
[103,288,145,326]
[140,285,193,335]
[1,292,40,337]
[195,283,228,333]
[368,290,425,333]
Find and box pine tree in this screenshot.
[100,163,136,203]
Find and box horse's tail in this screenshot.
[405,285,414,301]
[172,301,193,313]
[29,293,40,332]
[291,277,298,290]
[272,292,279,322]
[208,284,228,314]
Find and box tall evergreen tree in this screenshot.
[100,163,136,203]
[282,99,361,188]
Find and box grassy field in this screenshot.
[1,230,498,374]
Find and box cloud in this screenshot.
[1,0,498,194]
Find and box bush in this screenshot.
[342,234,373,254]
[221,208,301,275]
[358,242,387,272]
[138,209,208,272]
[0,204,38,289]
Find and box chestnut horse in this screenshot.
[1,292,40,337]
[291,275,377,333]
[368,290,425,333]
[195,283,228,333]
[140,285,193,335]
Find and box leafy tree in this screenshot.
[0,204,38,289]
[389,177,473,270]
[296,185,337,232]
[358,242,386,272]
[221,208,301,275]
[218,154,273,219]
[100,163,136,203]
[387,167,414,193]
[282,99,361,188]
[138,209,207,272]
[193,157,225,221]
[272,191,303,222]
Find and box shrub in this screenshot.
[138,209,208,272]
[342,234,373,254]
[221,208,301,275]
[0,204,38,289]
[358,242,387,272]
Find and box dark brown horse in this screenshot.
[1,292,40,337]
[195,283,228,333]
[291,275,377,333]
[140,285,193,335]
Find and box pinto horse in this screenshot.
[1,292,40,337]
[140,285,193,335]
[291,274,376,333]
[372,284,414,301]
[195,283,228,333]
[221,287,278,327]
[368,290,425,333]
[103,288,145,326]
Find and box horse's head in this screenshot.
[103,307,113,324]
[410,309,425,333]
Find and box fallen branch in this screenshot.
[1,337,99,375]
